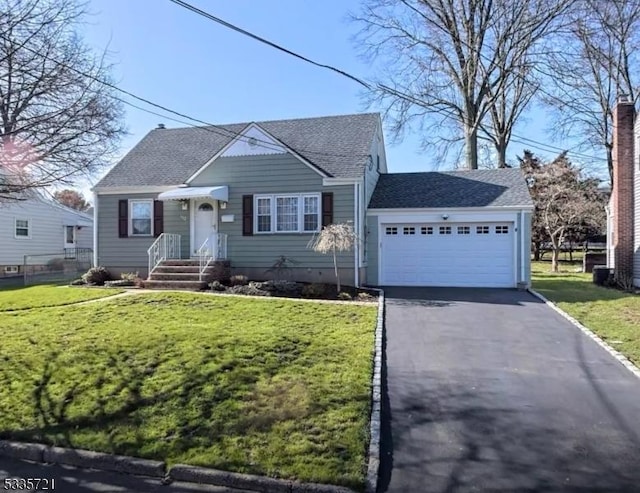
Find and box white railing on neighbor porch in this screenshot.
[197,233,227,281]
[147,233,182,275]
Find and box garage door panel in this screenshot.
[380,222,515,287]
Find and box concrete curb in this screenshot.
[0,441,46,462]
[529,288,640,380]
[365,289,384,493]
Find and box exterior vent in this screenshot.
[157,123,166,129]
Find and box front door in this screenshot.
[64,225,76,249]
[194,200,217,255]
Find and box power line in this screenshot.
[167,0,608,165]
[0,35,373,162]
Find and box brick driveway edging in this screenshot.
[0,290,386,493]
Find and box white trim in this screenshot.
[354,182,360,288]
[253,193,321,234]
[191,199,219,254]
[220,124,286,157]
[367,206,534,214]
[512,219,518,287]
[186,123,329,184]
[528,289,640,380]
[374,211,519,224]
[92,185,179,194]
[13,217,31,239]
[189,199,195,253]
[93,191,98,266]
[322,177,361,186]
[128,199,154,237]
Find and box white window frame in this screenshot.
[253,193,321,234]
[129,199,154,237]
[14,218,31,239]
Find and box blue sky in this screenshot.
[79,0,604,195]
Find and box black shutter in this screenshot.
[118,200,128,238]
[153,200,164,237]
[242,195,253,236]
[321,192,333,227]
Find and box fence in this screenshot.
[23,248,93,286]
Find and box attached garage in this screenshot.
[380,222,514,287]
[366,170,534,288]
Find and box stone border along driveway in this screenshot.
[528,288,640,380]
[0,290,385,493]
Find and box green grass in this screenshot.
[532,261,640,366]
[0,292,377,489]
[0,285,123,311]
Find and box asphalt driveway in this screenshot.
[379,288,640,493]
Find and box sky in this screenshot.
[78,0,607,197]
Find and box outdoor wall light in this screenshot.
[180,200,189,210]
[220,201,228,209]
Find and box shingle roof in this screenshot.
[95,113,380,187]
[369,169,533,209]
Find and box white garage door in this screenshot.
[380,223,515,287]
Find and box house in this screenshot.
[0,192,93,277]
[93,113,533,289]
[606,96,640,287]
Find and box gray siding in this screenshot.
[0,198,93,266]
[96,194,188,272]
[365,215,379,285]
[192,153,355,271]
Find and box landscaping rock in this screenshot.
[210,280,226,291]
[228,284,270,296]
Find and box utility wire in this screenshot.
[168,0,608,165]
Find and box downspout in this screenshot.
[354,182,360,288]
[521,210,526,285]
[92,191,98,267]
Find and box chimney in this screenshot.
[611,95,635,282]
[157,123,166,129]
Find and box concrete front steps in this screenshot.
[145,259,211,290]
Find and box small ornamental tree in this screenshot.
[307,222,357,292]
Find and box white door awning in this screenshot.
[157,186,229,202]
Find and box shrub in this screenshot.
[81,266,111,286]
[264,256,299,280]
[356,291,375,301]
[210,280,226,291]
[46,258,65,272]
[104,279,134,287]
[120,271,138,281]
[337,291,352,301]
[229,274,249,286]
[301,283,328,299]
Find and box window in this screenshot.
[385,226,398,235]
[476,226,490,235]
[303,196,319,231]
[403,226,415,235]
[439,226,451,235]
[15,219,29,238]
[495,225,509,234]
[457,226,470,235]
[130,200,153,236]
[254,194,321,233]
[4,266,18,274]
[256,197,272,233]
[65,225,75,244]
[421,226,433,235]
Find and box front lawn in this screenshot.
[0,284,123,311]
[0,292,377,489]
[532,261,640,366]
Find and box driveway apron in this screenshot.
[379,287,640,493]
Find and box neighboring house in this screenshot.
[0,193,93,277]
[606,97,640,287]
[93,113,533,288]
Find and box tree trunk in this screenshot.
[551,248,560,272]
[333,245,340,293]
[464,126,479,170]
[533,241,541,261]
[497,136,507,168]
[568,239,573,262]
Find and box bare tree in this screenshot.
[0,0,125,200]
[520,150,606,272]
[307,223,357,292]
[53,188,90,211]
[354,0,571,169]
[542,0,640,183]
